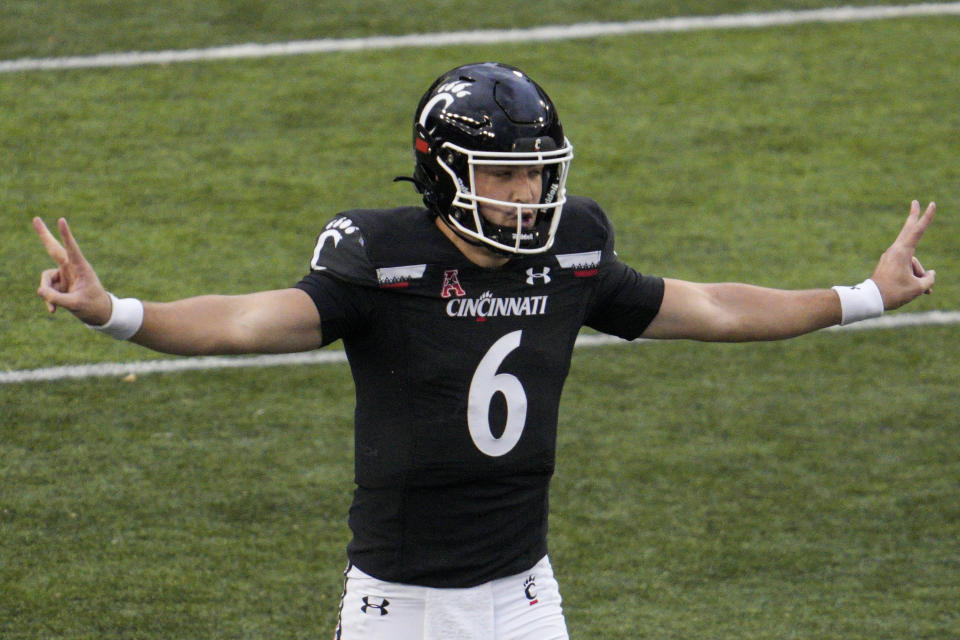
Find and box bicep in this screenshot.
[229,288,323,353]
[640,278,732,341]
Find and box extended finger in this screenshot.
[57,218,89,266]
[33,217,68,265]
[895,201,936,248]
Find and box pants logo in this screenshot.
[523,575,539,606]
[361,596,390,616]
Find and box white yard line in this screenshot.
[2,4,959,73]
[2,311,957,385]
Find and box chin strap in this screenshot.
[395,174,444,214]
[393,175,425,193]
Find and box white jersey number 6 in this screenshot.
[468,330,528,457]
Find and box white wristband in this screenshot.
[85,292,144,340]
[831,278,884,325]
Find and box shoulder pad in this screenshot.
[308,207,439,288]
[309,215,377,287]
[551,195,616,263]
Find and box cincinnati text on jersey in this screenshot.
[446,291,548,319]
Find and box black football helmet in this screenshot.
[409,62,573,254]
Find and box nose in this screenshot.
[513,173,540,205]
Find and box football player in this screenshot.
[34,62,936,639]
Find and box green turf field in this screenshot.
[0,0,942,60]
[2,3,958,638]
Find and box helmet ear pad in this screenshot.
[413,123,455,216]
[414,138,488,246]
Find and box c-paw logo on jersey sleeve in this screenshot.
[311,217,361,270]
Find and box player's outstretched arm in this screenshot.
[34,217,322,355]
[133,289,322,355]
[641,200,937,342]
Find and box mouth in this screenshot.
[504,210,536,229]
[479,203,538,230]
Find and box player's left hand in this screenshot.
[870,200,936,311]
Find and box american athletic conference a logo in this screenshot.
[441,269,466,298]
[360,596,390,616]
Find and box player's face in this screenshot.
[473,164,543,230]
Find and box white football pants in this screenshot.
[335,555,569,640]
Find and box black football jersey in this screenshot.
[295,195,664,587]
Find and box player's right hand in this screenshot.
[34,217,112,326]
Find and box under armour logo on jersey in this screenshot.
[524,575,539,606]
[441,269,467,298]
[361,596,390,616]
[526,267,551,285]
